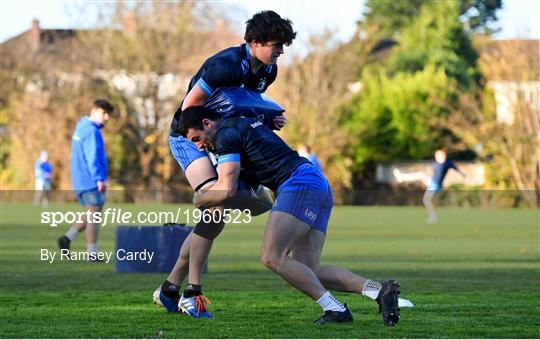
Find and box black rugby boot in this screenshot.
[376,279,401,326]
[314,304,353,325]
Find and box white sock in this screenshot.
[87,243,98,254]
[65,227,80,241]
[316,291,346,312]
[362,280,382,300]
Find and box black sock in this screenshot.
[161,280,180,299]
[183,283,202,298]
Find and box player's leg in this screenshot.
[161,157,218,285]
[80,190,106,256]
[393,168,427,184]
[58,219,86,251]
[42,182,51,208]
[57,189,101,252]
[262,211,352,324]
[289,229,367,293]
[33,180,43,206]
[183,157,224,288]
[288,169,399,326]
[154,229,193,312]
[179,205,224,318]
[155,136,222,316]
[263,165,353,324]
[261,211,327,299]
[423,187,438,223]
[166,231,192,285]
[184,206,225,289]
[289,189,369,294]
[178,159,225,318]
[290,229,400,326]
[84,205,102,252]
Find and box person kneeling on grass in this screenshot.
[178,106,401,326]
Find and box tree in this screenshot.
[269,30,377,194]
[388,1,480,89]
[3,77,112,190]
[1,1,239,195]
[450,38,540,206]
[341,64,457,171]
[362,0,502,37]
[341,1,478,175]
[75,1,238,195]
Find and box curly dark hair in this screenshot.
[178,106,220,137]
[244,11,296,46]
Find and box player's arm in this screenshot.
[193,159,240,209]
[181,85,208,110]
[265,66,287,130]
[451,161,466,178]
[273,114,287,130]
[84,131,108,192]
[182,60,240,111]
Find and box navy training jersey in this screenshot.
[432,160,457,186]
[215,117,309,190]
[171,43,278,135]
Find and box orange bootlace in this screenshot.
[195,295,211,312]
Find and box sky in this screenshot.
[1,0,539,48]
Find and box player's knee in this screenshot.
[193,219,225,241]
[312,265,324,276]
[260,249,281,270]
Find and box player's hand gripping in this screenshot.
[273,114,287,130]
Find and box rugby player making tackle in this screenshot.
[178,107,402,326]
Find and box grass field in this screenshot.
[1,202,539,338]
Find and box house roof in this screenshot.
[1,20,240,76]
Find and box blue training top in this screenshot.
[70,117,108,191]
[214,117,309,190]
[171,43,278,135]
[35,160,52,180]
[431,160,457,186]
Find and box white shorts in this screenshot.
[35,179,52,191]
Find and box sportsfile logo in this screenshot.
[40,207,252,227]
[304,208,317,221]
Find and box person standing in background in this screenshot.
[57,99,114,259]
[422,150,466,224]
[33,151,53,207]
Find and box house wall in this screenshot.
[489,81,540,124]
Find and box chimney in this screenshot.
[30,18,40,51]
[122,11,137,37]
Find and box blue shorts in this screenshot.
[427,179,442,193]
[76,189,106,207]
[169,135,208,172]
[272,163,333,235]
